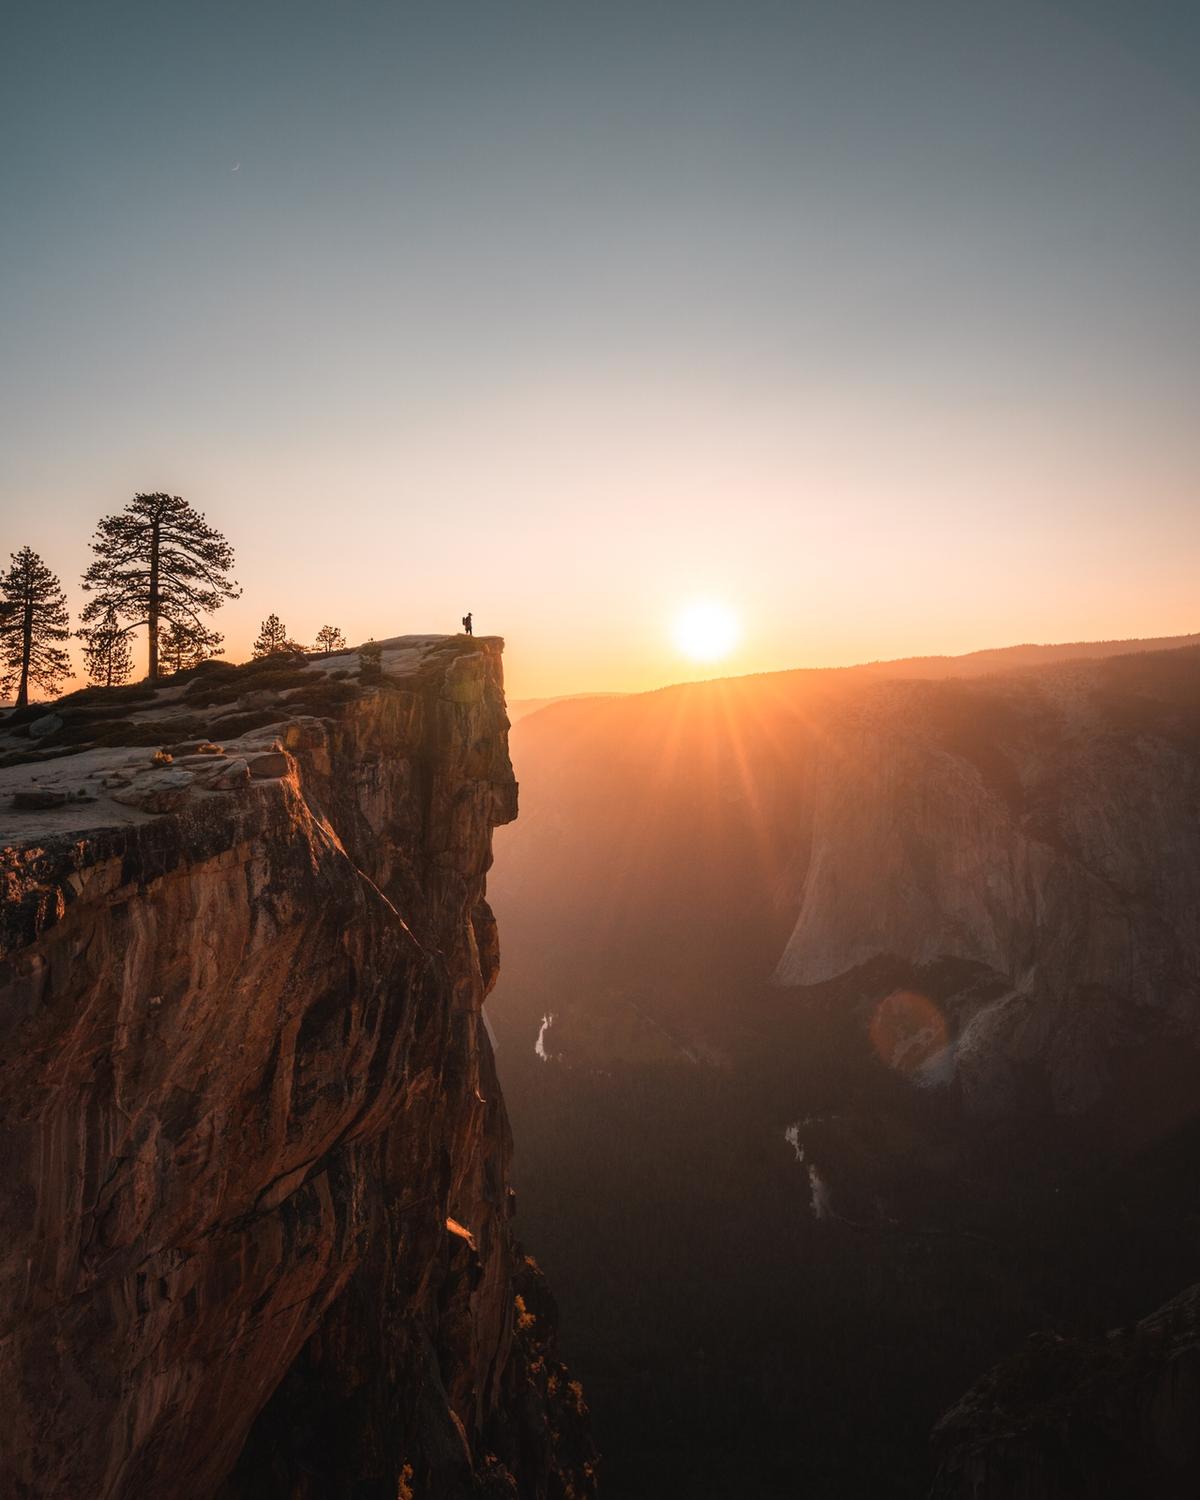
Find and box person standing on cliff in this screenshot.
[462,612,473,636]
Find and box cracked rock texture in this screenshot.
[0,636,595,1500]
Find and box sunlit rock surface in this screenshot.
[0,636,595,1500]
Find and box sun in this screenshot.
[672,601,740,663]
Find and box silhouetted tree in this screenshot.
[159,619,224,675]
[0,547,72,708]
[79,608,134,688]
[314,624,346,654]
[80,492,240,680]
[252,613,305,657]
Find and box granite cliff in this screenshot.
[0,636,595,1500]
[771,647,1200,1120]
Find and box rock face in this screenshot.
[932,1282,1200,1499]
[0,637,595,1500]
[771,650,1200,1118]
[492,642,1200,1125]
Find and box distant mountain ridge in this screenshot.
[492,631,1200,1110]
[487,631,1200,1495]
[634,627,1200,702]
[844,628,1200,678]
[506,630,1200,729]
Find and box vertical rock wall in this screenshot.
[0,637,595,1500]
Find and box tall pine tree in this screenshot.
[159,619,224,675]
[79,608,134,688]
[80,492,240,680]
[0,547,72,708]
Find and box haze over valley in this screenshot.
[489,632,1200,1495]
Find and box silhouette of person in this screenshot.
[462,612,473,636]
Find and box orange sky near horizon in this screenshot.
[20,363,1199,700]
[3,2,1199,701]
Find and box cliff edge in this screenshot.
[0,636,595,1500]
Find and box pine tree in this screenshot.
[0,547,72,708]
[314,624,347,654]
[80,492,240,680]
[252,613,305,657]
[80,608,135,688]
[159,619,224,676]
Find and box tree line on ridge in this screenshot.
[1,492,348,708]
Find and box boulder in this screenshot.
[28,713,64,739]
[110,768,195,813]
[11,788,69,810]
[202,758,250,791]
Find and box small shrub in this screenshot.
[186,666,313,708]
[95,717,209,747]
[172,658,238,686]
[241,650,309,676]
[55,682,159,710]
[359,640,383,683]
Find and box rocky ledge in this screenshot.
[0,637,596,1500]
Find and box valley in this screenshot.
[488,636,1200,1496]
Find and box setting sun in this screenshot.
[673,601,740,663]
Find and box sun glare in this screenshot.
[673,601,740,663]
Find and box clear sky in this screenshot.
[2,1,1198,697]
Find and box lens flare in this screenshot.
[672,601,740,662]
[868,990,948,1079]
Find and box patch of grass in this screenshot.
[165,658,239,686]
[186,665,314,707]
[239,651,311,676]
[94,718,209,747]
[56,682,161,710]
